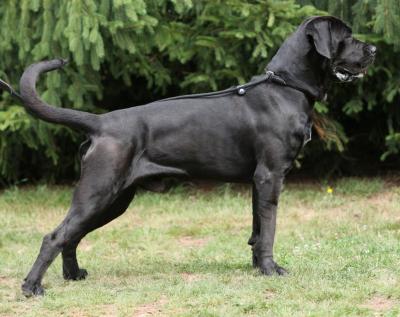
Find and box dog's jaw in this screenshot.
[333,69,364,82]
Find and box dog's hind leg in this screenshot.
[61,241,87,281]
[62,185,136,281]
[21,138,133,296]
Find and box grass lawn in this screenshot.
[0,178,399,316]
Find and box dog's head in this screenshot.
[305,16,376,82]
[267,16,376,99]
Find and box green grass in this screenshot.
[0,178,399,316]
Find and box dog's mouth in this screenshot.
[332,65,367,82]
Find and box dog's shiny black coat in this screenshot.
[2,16,375,296]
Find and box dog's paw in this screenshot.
[256,257,288,276]
[63,268,88,281]
[21,281,44,297]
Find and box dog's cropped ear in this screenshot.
[305,17,351,59]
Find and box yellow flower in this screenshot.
[327,186,333,194]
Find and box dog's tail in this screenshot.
[0,59,100,134]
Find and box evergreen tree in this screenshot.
[298,0,400,174]
[0,0,318,184]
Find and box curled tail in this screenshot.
[0,59,100,134]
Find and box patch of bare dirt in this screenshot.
[361,191,399,221]
[99,304,117,316]
[360,295,396,313]
[178,236,209,248]
[181,272,201,282]
[58,308,92,317]
[78,239,93,252]
[366,191,394,207]
[286,189,398,225]
[265,289,275,299]
[0,275,17,288]
[289,205,317,222]
[132,296,168,316]
[0,275,20,302]
[56,305,117,317]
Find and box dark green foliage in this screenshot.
[299,0,400,175]
[0,0,399,184]
[0,0,319,184]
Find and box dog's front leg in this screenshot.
[248,184,260,267]
[251,164,288,275]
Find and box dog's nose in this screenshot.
[365,45,377,56]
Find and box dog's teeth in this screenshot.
[335,72,348,81]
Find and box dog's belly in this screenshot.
[128,145,256,190]
[166,156,255,181]
[143,140,256,182]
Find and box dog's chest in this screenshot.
[280,113,312,156]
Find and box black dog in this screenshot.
[0,16,375,296]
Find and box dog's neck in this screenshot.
[266,26,330,102]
